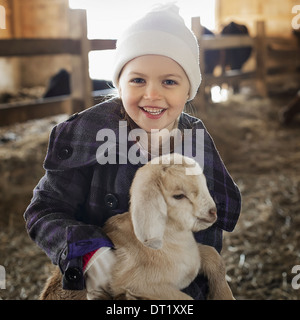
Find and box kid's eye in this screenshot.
[130,78,145,84]
[173,194,186,200]
[163,79,177,85]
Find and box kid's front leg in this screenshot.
[198,244,235,300]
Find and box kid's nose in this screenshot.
[209,207,217,218]
[143,83,162,101]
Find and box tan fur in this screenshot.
[40,154,234,300]
[39,268,88,300]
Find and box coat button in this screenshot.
[57,146,73,160]
[104,193,119,210]
[65,267,82,283]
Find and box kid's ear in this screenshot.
[130,165,167,249]
[187,89,190,100]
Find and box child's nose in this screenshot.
[143,83,162,101]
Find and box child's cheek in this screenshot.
[124,89,140,107]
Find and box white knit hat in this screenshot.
[112,4,201,101]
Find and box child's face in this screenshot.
[118,55,190,132]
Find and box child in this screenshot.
[24,4,241,300]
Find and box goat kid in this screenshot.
[40,153,234,300]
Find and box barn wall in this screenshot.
[216,0,299,37]
[12,0,69,38]
[14,0,72,88]
[0,0,20,92]
[0,0,72,92]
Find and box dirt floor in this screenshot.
[203,79,300,300]
[0,75,300,300]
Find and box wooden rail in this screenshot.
[0,96,72,125]
[200,34,255,49]
[0,39,81,56]
[192,18,300,110]
[0,39,117,56]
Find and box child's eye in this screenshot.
[163,79,177,86]
[130,78,145,84]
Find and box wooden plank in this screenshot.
[90,39,116,51]
[69,9,93,111]
[0,39,81,56]
[267,37,299,48]
[0,38,117,56]
[255,21,268,97]
[12,0,22,38]
[202,35,254,50]
[267,65,300,75]
[205,70,256,86]
[0,35,255,57]
[268,48,300,59]
[0,35,254,56]
[191,17,206,114]
[0,96,75,126]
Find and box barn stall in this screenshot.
[0,0,300,300]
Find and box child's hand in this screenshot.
[83,247,116,300]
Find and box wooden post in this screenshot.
[69,9,93,113]
[255,20,268,97]
[11,0,22,38]
[191,16,206,116]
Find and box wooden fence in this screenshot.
[0,10,299,126]
[191,17,300,110]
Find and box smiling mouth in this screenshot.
[140,106,165,115]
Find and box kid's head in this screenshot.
[112,4,201,132]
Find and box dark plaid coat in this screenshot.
[24,98,241,299]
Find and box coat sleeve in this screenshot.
[24,121,114,290]
[24,169,113,265]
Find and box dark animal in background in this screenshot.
[221,21,252,71]
[43,69,113,98]
[202,22,252,76]
[43,69,71,98]
[203,27,220,74]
